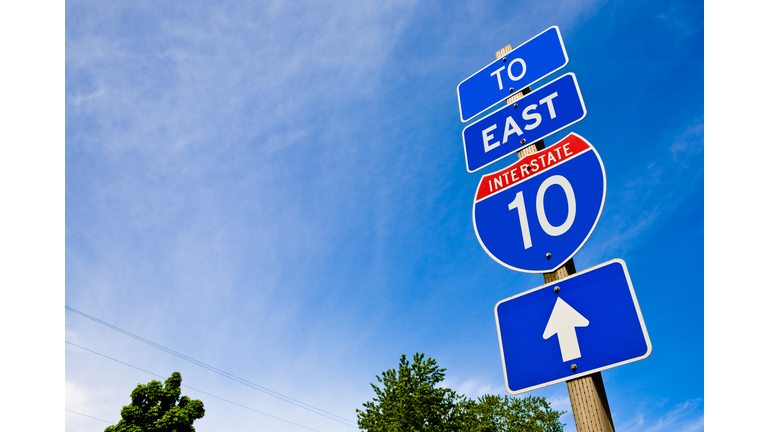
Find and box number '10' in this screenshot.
[507,175,576,249]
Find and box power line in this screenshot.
[66,341,326,432]
[66,341,167,379]
[65,409,114,424]
[66,306,355,426]
[65,306,357,428]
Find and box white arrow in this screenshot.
[543,297,590,362]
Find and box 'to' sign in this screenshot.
[473,133,606,273]
[457,26,569,123]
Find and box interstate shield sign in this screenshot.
[472,133,606,273]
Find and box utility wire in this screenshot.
[65,409,114,424]
[65,306,357,428]
[67,341,326,432]
[66,341,167,379]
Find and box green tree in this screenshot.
[464,394,564,432]
[105,372,205,432]
[356,353,564,432]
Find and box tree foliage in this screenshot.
[105,372,205,432]
[464,394,565,432]
[356,353,564,432]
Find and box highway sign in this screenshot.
[462,72,586,173]
[473,132,605,273]
[457,26,569,123]
[495,259,652,395]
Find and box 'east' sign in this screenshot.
[462,73,586,173]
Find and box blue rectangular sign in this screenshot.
[462,73,586,173]
[495,259,652,395]
[457,26,568,123]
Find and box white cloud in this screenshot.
[546,394,572,413]
[443,376,496,399]
[65,378,121,429]
[657,3,702,39]
[577,119,703,262]
[619,398,703,432]
[64,2,687,432]
[669,122,703,166]
[70,88,105,107]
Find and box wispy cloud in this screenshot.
[70,88,105,107]
[65,2,703,432]
[620,398,703,432]
[669,122,703,166]
[657,3,703,39]
[545,394,572,414]
[442,376,497,399]
[578,119,703,263]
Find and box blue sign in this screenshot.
[462,73,586,173]
[457,26,569,123]
[495,259,652,395]
[473,133,605,273]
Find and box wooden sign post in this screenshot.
[495,44,615,432]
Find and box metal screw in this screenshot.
[509,87,515,93]
[502,57,507,62]
[554,286,560,293]
[546,252,551,259]
[571,364,577,372]
[521,139,526,145]
[513,104,518,108]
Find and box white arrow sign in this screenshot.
[542,297,589,362]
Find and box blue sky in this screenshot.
[60,1,707,431]
[8,0,751,430]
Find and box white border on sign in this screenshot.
[456,26,569,123]
[494,258,653,395]
[471,132,606,274]
[462,72,587,173]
